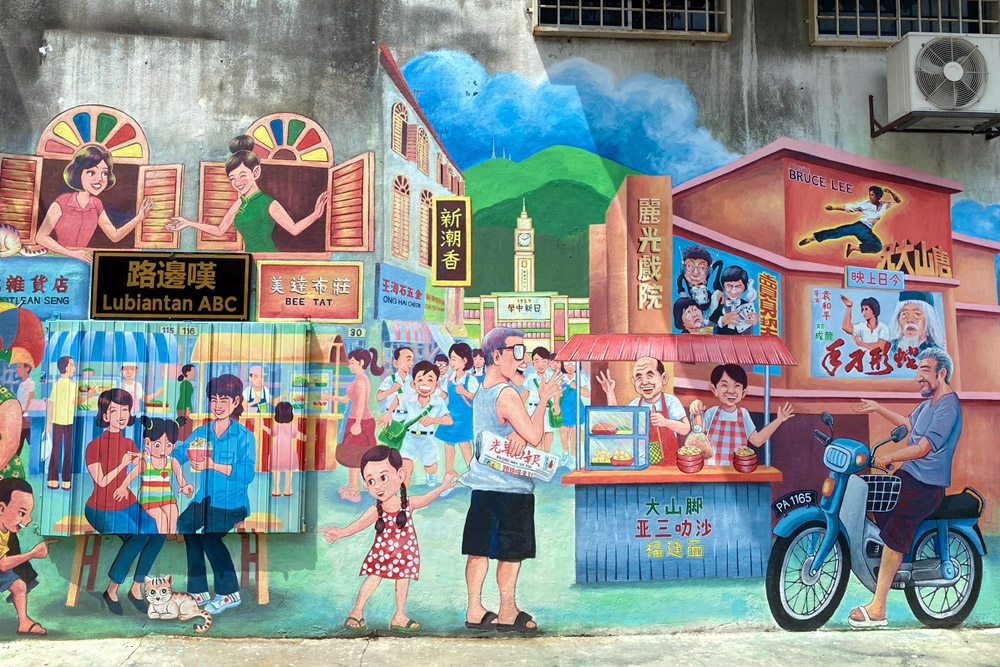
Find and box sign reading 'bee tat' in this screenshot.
[90,251,251,320]
[431,196,472,287]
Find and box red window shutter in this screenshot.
[135,164,184,248]
[405,124,418,161]
[196,162,242,251]
[327,151,374,252]
[0,154,42,245]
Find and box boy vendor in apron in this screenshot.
[688,364,794,465]
[596,357,690,466]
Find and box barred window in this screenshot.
[535,1,730,38]
[814,0,1000,42]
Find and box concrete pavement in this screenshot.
[4,628,1000,666]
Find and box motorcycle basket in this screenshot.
[861,474,902,513]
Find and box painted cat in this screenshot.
[144,575,212,633]
[0,224,47,257]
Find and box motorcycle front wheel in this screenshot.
[765,521,851,631]
[905,528,983,628]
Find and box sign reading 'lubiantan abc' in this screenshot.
[91,252,251,320]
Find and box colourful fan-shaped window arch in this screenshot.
[243,113,334,166]
[36,105,150,164]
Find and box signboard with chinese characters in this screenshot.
[809,287,946,379]
[257,261,362,323]
[90,252,251,320]
[574,482,772,582]
[423,285,446,323]
[671,237,782,337]
[623,177,674,333]
[844,265,904,291]
[496,295,551,322]
[375,263,426,320]
[481,431,558,482]
[784,159,953,277]
[431,196,472,287]
[0,256,89,320]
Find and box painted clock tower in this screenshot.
[514,199,535,293]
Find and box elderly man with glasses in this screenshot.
[460,326,562,634]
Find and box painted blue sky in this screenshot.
[401,50,738,181]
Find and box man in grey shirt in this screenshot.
[461,326,562,634]
[848,347,962,628]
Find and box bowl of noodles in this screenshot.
[676,445,705,474]
[732,446,758,473]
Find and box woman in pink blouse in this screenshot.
[35,145,152,264]
[327,348,384,503]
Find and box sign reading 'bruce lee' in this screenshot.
[91,252,251,320]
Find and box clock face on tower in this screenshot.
[517,232,532,247]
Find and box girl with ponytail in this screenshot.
[167,134,328,252]
[116,416,194,535]
[318,445,457,633]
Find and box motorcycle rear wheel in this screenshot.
[905,528,982,628]
[765,521,851,631]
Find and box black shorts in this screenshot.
[879,470,945,554]
[462,490,535,561]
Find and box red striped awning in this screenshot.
[554,334,797,366]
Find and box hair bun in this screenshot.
[175,415,187,428]
[229,134,256,154]
[141,415,154,430]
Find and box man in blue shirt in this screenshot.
[848,347,962,628]
[173,374,256,615]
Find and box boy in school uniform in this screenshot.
[382,361,453,489]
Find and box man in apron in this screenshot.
[596,356,690,466]
[688,364,794,465]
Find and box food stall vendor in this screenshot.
[556,333,797,583]
[596,356,690,467]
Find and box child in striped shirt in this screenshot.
[116,416,194,534]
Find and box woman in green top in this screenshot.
[175,364,196,441]
[168,135,328,252]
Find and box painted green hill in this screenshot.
[465,145,639,212]
[468,180,609,296]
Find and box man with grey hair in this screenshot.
[848,347,961,628]
[887,291,945,354]
[461,326,562,634]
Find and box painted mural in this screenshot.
[0,39,998,643]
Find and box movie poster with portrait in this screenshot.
[809,288,946,379]
[671,236,782,338]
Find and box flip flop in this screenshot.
[496,611,538,634]
[343,616,366,631]
[389,619,421,633]
[848,606,887,629]
[17,621,47,636]
[464,610,498,631]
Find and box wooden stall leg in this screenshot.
[66,535,87,607]
[83,535,102,593]
[240,533,252,590]
[256,534,269,605]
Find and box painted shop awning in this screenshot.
[189,323,310,363]
[46,324,180,366]
[554,334,797,367]
[382,320,455,357]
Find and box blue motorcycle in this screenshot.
[765,412,986,631]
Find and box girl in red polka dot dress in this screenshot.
[319,445,456,633]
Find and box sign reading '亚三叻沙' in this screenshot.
[90,252,251,320]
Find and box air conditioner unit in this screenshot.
[886,32,1000,130]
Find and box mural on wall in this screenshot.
[0,41,997,641]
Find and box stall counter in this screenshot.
[562,466,782,583]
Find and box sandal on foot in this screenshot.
[17,621,47,636]
[497,611,538,634]
[343,616,366,630]
[390,619,421,633]
[848,606,887,629]
[465,611,498,630]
